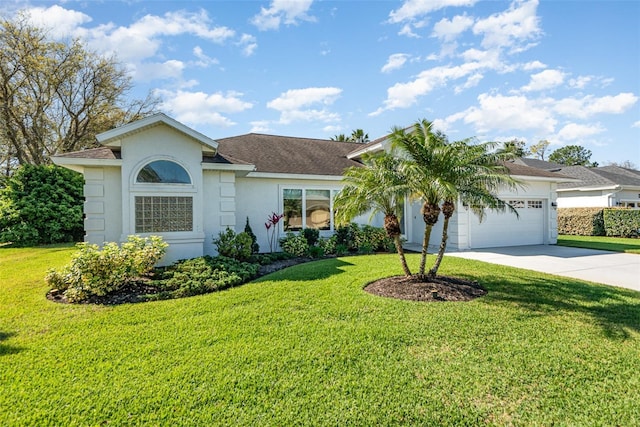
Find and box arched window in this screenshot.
[136,160,191,184]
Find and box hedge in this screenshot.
[557,208,605,236]
[603,209,640,237]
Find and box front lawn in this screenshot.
[1,246,639,426]
[557,234,640,254]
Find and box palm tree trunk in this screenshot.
[428,216,450,278]
[394,235,412,276]
[419,224,433,276]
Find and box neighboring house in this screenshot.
[515,158,640,209]
[53,113,572,264]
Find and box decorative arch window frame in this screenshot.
[130,157,197,234]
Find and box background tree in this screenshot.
[604,160,638,170]
[529,139,550,161]
[330,129,369,143]
[350,129,369,144]
[0,164,84,246]
[549,145,598,166]
[0,15,159,172]
[499,139,528,158]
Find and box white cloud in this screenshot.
[250,120,273,133]
[24,5,92,38]
[251,0,315,31]
[267,87,342,124]
[569,75,592,89]
[156,89,253,127]
[555,123,604,141]
[522,60,546,70]
[381,54,410,73]
[432,14,474,41]
[452,93,557,134]
[389,0,478,24]
[521,69,566,92]
[632,121,640,128]
[238,34,258,56]
[554,93,639,119]
[454,73,483,93]
[472,0,541,51]
[132,60,185,82]
[192,46,219,68]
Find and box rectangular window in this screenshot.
[135,196,193,233]
[528,200,543,209]
[509,200,525,209]
[284,188,337,231]
[283,189,303,231]
[305,189,331,230]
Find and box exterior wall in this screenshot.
[83,166,122,245]
[202,170,236,256]
[557,190,611,208]
[120,124,206,264]
[235,176,343,252]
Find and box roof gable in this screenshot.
[96,113,218,153]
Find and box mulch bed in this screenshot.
[47,257,486,305]
[365,274,487,302]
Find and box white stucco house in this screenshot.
[53,113,571,264]
[515,159,640,209]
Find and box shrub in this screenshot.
[356,225,395,252]
[244,217,260,254]
[604,209,640,237]
[158,255,259,298]
[0,164,84,246]
[307,245,325,258]
[280,232,309,257]
[45,236,168,302]
[335,223,360,251]
[213,228,253,261]
[557,208,605,236]
[318,235,337,255]
[301,228,320,246]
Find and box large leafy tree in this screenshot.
[529,139,550,161]
[334,153,411,276]
[0,15,158,172]
[0,164,84,246]
[549,145,597,166]
[499,139,529,158]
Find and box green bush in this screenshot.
[0,164,84,246]
[603,209,640,238]
[335,223,360,251]
[244,217,260,254]
[158,255,259,298]
[335,223,395,253]
[213,228,253,261]
[280,232,309,257]
[301,228,320,246]
[318,235,337,255]
[45,236,168,302]
[557,208,605,236]
[307,245,325,258]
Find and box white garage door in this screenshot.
[469,199,545,248]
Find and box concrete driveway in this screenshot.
[444,245,640,292]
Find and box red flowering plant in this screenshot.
[265,212,284,252]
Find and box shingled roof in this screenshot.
[215,133,364,176]
[555,165,640,189]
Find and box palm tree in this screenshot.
[389,120,451,276]
[331,134,349,141]
[350,129,369,144]
[334,153,412,276]
[426,140,521,278]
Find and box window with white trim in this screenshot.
[283,188,334,231]
[134,160,194,233]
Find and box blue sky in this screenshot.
[5,0,640,165]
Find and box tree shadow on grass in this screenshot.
[467,268,640,340]
[254,257,355,282]
[0,331,23,356]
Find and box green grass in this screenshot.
[1,246,640,426]
[558,234,640,254]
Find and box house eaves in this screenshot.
[245,172,344,181]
